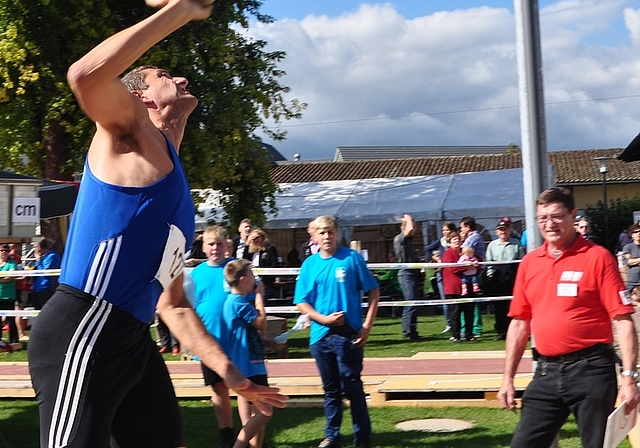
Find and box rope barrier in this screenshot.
[0,261,518,316]
[265,296,513,315]
[0,296,514,318]
[253,260,520,276]
[0,310,39,317]
[0,260,520,278]
[0,269,62,278]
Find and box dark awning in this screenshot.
[39,181,78,219]
[618,132,640,162]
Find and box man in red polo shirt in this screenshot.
[498,187,640,448]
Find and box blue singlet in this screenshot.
[59,135,195,323]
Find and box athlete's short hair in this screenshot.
[121,65,158,92]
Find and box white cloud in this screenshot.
[248,1,640,160]
[624,7,640,46]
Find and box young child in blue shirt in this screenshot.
[191,225,236,448]
[223,259,270,448]
[294,215,380,448]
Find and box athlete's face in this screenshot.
[141,69,197,113]
[203,236,227,266]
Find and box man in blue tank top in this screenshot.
[27,2,287,447]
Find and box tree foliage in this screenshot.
[0,0,304,228]
[584,191,640,252]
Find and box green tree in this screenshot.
[584,192,640,252]
[0,0,304,228]
[506,143,521,154]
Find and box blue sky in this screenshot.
[262,1,521,20]
[260,1,632,46]
[246,1,640,161]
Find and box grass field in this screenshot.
[284,310,509,359]
[1,310,627,447]
[0,400,630,448]
[0,310,511,363]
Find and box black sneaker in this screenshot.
[318,438,341,448]
[219,427,235,448]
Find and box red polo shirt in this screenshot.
[509,235,633,357]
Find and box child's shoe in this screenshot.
[472,283,481,293]
[461,284,468,296]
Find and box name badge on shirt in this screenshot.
[557,283,578,297]
[560,271,584,282]
[155,224,186,290]
[620,290,633,306]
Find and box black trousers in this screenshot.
[493,300,511,334]
[511,345,616,448]
[448,296,473,339]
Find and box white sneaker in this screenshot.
[441,326,451,334]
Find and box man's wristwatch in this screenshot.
[621,370,639,381]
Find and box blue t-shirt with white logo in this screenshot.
[223,293,266,378]
[294,246,378,345]
[192,258,233,352]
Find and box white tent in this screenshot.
[196,167,527,233]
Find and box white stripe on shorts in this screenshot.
[48,297,112,448]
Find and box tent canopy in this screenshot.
[39,180,78,219]
[197,168,526,231]
[0,171,78,219]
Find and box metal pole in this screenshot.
[514,3,556,446]
[514,0,550,253]
[603,171,609,251]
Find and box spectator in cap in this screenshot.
[485,218,524,340]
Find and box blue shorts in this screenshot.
[28,285,184,448]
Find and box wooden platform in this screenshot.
[0,351,534,407]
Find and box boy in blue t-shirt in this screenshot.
[223,259,270,448]
[192,226,235,448]
[294,215,380,448]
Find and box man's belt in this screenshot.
[538,343,614,364]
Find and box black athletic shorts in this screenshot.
[28,284,184,448]
[248,374,268,387]
[201,362,224,386]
